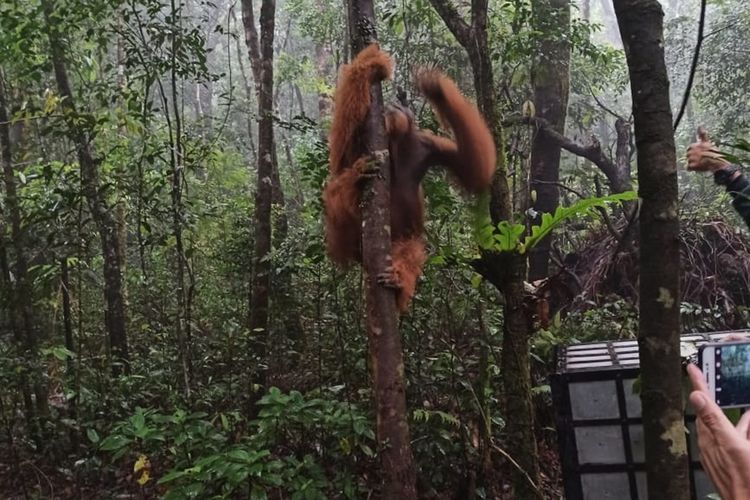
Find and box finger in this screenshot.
[697,126,709,143]
[687,364,709,393]
[690,390,737,439]
[723,333,750,342]
[737,409,750,437]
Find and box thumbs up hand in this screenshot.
[687,127,730,172]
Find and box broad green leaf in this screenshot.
[99,434,131,451]
[86,428,100,444]
[523,191,637,252]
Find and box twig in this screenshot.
[490,443,544,497]
[587,84,626,121]
[703,19,741,40]
[533,179,585,199]
[594,176,623,243]
[673,0,707,131]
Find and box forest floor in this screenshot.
[0,443,563,499]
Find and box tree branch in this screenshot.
[428,0,472,45]
[507,115,620,188]
[673,0,706,131]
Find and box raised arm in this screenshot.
[328,44,392,175]
[416,70,496,193]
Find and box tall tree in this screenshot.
[428,0,542,497]
[166,0,193,398]
[0,73,49,426]
[528,0,571,281]
[42,0,129,374]
[347,1,418,497]
[242,0,276,384]
[613,1,690,498]
[241,0,303,372]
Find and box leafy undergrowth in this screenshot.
[0,385,563,499]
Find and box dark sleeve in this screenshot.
[717,168,750,228]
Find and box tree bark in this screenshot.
[60,257,79,447]
[528,0,571,281]
[428,1,541,497]
[315,41,333,124]
[231,8,258,163]
[42,0,129,374]
[243,0,276,386]
[348,2,417,498]
[613,2,690,499]
[167,0,192,398]
[0,73,48,426]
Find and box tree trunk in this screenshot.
[513,115,632,195]
[428,1,541,497]
[115,16,128,306]
[314,40,333,125]
[167,0,192,399]
[242,0,302,374]
[42,0,129,374]
[232,7,258,162]
[348,2,418,498]
[60,257,78,448]
[243,0,276,386]
[528,0,571,281]
[613,2,690,499]
[0,73,48,427]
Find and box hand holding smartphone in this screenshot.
[699,339,750,408]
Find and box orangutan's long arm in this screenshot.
[417,71,496,193]
[328,44,392,175]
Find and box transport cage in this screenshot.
[551,330,750,500]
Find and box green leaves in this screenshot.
[479,191,637,254]
[42,346,76,361]
[494,220,527,251]
[523,191,637,252]
[87,428,101,444]
[99,433,131,452]
[98,389,374,499]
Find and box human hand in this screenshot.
[686,127,731,172]
[687,363,750,499]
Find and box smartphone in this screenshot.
[699,341,750,408]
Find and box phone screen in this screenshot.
[715,343,750,407]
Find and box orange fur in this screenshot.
[328,44,393,175]
[390,238,427,312]
[417,70,496,193]
[322,163,363,265]
[323,45,496,312]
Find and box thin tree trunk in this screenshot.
[42,0,129,374]
[314,41,332,124]
[232,7,258,162]
[528,0,570,281]
[115,16,128,305]
[60,257,78,448]
[59,258,74,372]
[613,1,689,499]
[348,1,417,497]
[168,0,192,399]
[0,73,46,428]
[242,0,276,386]
[428,1,541,497]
